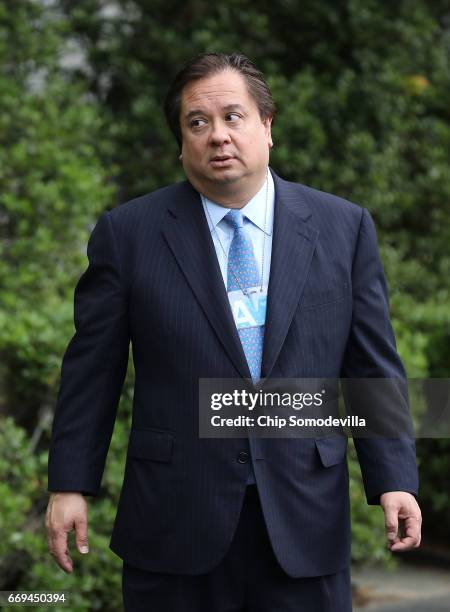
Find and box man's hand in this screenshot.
[380,491,422,552]
[45,492,89,573]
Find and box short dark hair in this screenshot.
[164,52,276,148]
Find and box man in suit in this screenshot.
[46,53,422,611]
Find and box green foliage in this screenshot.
[0,3,121,605]
[0,414,128,611]
[348,441,395,566]
[0,1,114,418]
[417,438,450,540]
[0,0,449,603]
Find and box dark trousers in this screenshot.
[122,485,352,611]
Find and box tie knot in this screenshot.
[224,209,244,230]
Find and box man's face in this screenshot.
[179,69,273,202]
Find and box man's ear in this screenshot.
[264,116,273,148]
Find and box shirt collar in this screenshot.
[201,169,274,236]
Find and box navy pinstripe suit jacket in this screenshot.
[48,169,418,577]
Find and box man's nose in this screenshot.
[209,121,231,145]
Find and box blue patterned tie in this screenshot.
[225,210,265,382]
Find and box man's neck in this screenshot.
[193,171,269,209]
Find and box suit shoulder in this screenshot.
[274,175,371,252]
[293,181,364,220]
[107,181,185,224]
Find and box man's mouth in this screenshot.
[210,155,236,168]
[211,155,233,161]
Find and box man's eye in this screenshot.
[226,113,241,121]
[190,118,207,128]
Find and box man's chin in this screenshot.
[184,167,248,195]
[208,169,242,184]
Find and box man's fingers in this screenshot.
[390,534,420,551]
[49,530,73,573]
[384,505,399,543]
[75,516,89,555]
[389,516,421,551]
[403,515,422,538]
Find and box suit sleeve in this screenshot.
[341,208,419,505]
[48,211,130,496]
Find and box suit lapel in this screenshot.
[161,181,252,379]
[261,171,319,379]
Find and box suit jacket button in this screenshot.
[238,451,249,464]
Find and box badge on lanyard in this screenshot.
[228,285,268,330]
